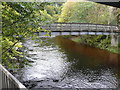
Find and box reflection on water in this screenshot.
[15,36,120,89]
[55,36,120,67]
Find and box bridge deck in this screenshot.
[41,23,120,33]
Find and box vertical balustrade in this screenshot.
[79,24,80,31]
[96,24,97,31]
[0,64,27,90]
[88,23,89,32]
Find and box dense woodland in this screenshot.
[1,1,120,70]
[58,1,120,54]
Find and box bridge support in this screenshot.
[111,35,120,47]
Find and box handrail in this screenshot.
[41,23,120,33]
[0,64,27,90]
[54,22,119,27]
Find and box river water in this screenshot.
[15,36,120,89]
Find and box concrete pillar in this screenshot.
[111,35,120,47]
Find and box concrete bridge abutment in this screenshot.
[111,35,120,47]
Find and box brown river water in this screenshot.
[15,36,120,89]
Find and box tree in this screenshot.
[2,2,57,70]
[58,1,119,53]
[58,1,117,24]
[58,1,77,22]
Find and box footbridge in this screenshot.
[41,23,120,35]
[40,23,120,46]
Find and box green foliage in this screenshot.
[2,2,40,70]
[58,2,117,25]
[74,35,111,49]
[118,43,120,47]
[106,47,120,54]
[58,2,77,22]
[71,35,120,54]
[2,2,62,71]
[68,2,94,23]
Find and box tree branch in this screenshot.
[2,41,19,55]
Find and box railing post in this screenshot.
[79,24,80,31]
[88,23,89,31]
[96,24,97,31]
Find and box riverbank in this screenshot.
[62,35,120,54]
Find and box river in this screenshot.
[14,36,120,89]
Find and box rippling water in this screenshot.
[15,36,120,89]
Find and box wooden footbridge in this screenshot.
[40,23,120,36]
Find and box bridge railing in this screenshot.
[41,23,120,33]
[0,64,27,90]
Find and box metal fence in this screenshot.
[0,64,27,90]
